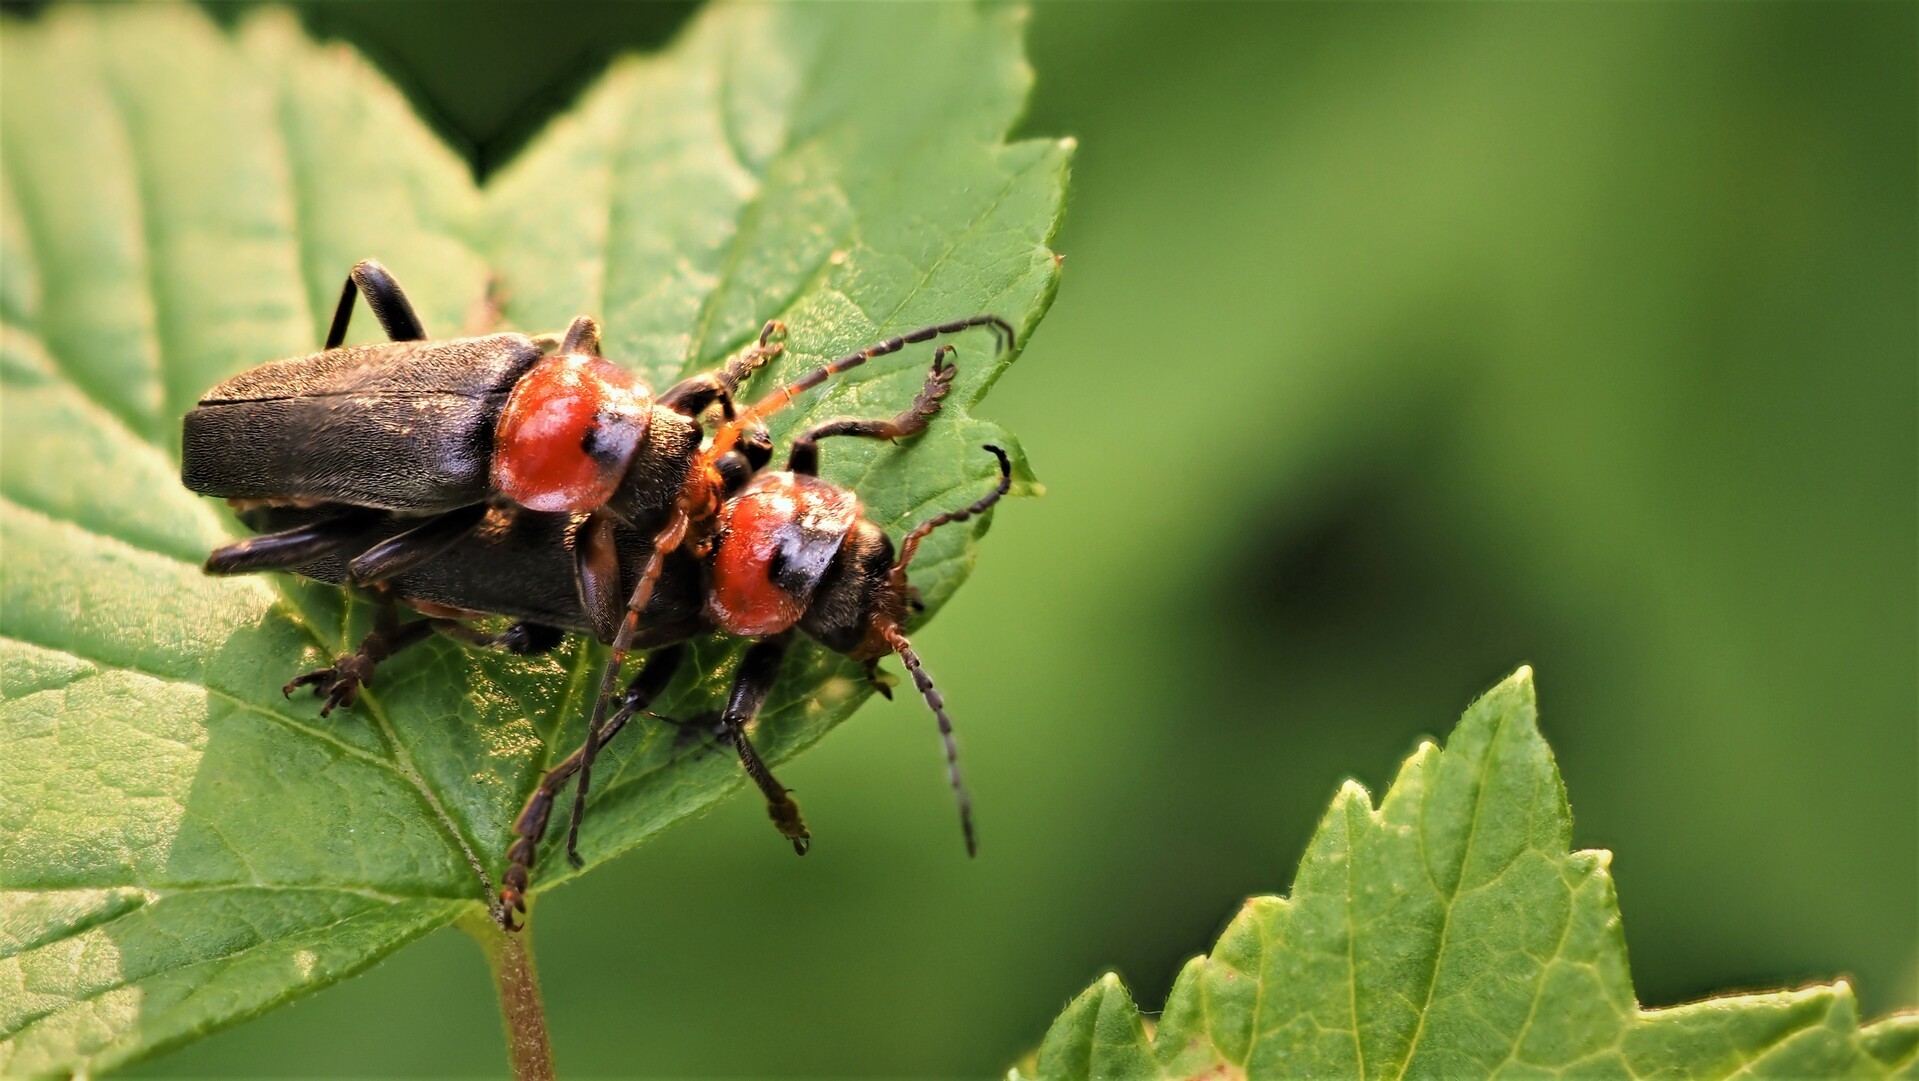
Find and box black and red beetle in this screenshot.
[505,361,1011,928]
[181,260,1015,928]
[183,259,1009,708]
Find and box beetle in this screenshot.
[501,363,1012,929]
[184,259,1011,715]
[230,351,1010,931]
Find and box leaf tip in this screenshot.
[1333,776,1375,811]
[1465,663,1543,740]
[236,4,300,38]
[1493,664,1539,712]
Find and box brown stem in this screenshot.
[461,910,556,1081]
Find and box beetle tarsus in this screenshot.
[496,886,527,932]
[864,660,897,700]
[770,795,811,856]
[284,654,373,717]
[282,612,439,717]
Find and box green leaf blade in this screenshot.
[1,1,1065,1072]
[0,889,461,1077]
[1022,669,1916,1081]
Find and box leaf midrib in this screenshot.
[1390,716,1502,1081]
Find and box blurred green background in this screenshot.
[96,1,1915,1075]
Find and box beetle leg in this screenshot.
[572,512,624,644]
[658,371,739,418]
[651,708,731,756]
[323,258,428,349]
[863,658,897,700]
[563,631,808,869]
[203,508,381,575]
[282,604,555,716]
[284,594,435,717]
[345,504,488,584]
[714,319,789,396]
[786,345,957,475]
[657,319,787,419]
[715,632,812,855]
[564,506,690,872]
[726,634,811,855]
[423,618,566,657]
[498,644,687,931]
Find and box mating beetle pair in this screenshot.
[182,259,1013,929]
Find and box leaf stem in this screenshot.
[461,911,557,1081]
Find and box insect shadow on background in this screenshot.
[180,259,1014,928]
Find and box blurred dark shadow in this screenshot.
[199,2,696,179]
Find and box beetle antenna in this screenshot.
[892,445,1012,580]
[879,622,975,856]
[705,316,1013,460]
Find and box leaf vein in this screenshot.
[94,44,169,447]
[0,632,414,781]
[0,898,448,1044]
[1391,710,1506,1081]
[347,686,498,905]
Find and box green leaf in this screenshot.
[0,3,1067,1074]
[1018,669,1919,1081]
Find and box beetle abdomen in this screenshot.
[182,334,546,512]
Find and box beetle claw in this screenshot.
[768,792,811,855]
[496,892,525,932]
[285,655,371,717]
